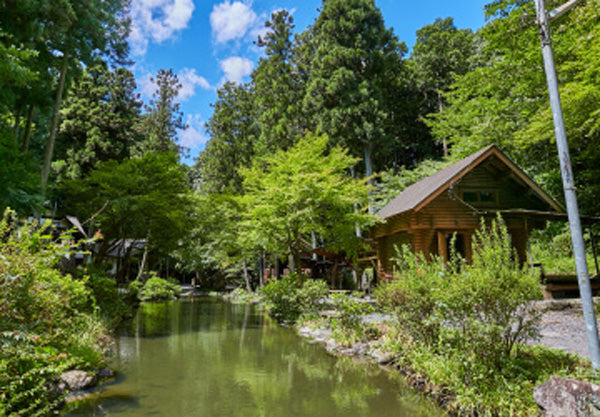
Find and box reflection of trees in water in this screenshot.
[106,300,439,417]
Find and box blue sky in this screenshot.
[128,0,490,164]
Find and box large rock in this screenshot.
[58,370,96,392]
[534,376,600,417]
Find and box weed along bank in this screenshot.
[370,144,567,279]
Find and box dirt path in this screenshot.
[531,300,600,360]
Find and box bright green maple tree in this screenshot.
[239,133,376,275]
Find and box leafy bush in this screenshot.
[78,264,132,325]
[0,332,71,417]
[138,275,181,302]
[261,274,328,322]
[375,245,447,346]
[329,292,375,345]
[377,216,541,366]
[0,210,109,416]
[443,218,542,367]
[375,215,547,414]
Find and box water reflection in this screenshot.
[66,298,438,417]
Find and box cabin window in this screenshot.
[461,189,497,205]
[480,191,495,203]
[463,191,479,203]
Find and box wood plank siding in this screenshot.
[371,145,562,279]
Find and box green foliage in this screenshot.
[197,82,258,194]
[261,275,328,323]
[0,210,110,415]
[0,332,72,417]
[61,151,193,270]
[0,128,42,214]
[53,60,142,180]
[444,217,542,366]
[240,133,376,273]
[428,0,600,216]
[375,215,546,414]
[78,264,132,325]
[136,69,186,156]
[375,246,448,346]
[329,292,375,345]
[253,10,302,153]
[138,276,181,302]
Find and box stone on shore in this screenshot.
[534,376,600,417]
[58,370,97,392]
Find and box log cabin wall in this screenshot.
[374,159,556,277]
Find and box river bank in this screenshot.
[266,293,600,416]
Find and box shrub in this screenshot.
[78,264,131,325]
[329,292,375,345]
[442,217,542,368]
[138,275,181,302]
[0,209,109,415]
[261,274,328,323]
[374,245,447,346]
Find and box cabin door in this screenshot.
[437,231,471,263]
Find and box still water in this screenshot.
[67,298,439,416]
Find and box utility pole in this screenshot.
[533,0,600,368]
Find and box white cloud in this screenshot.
[220,57,254,84]
[139,72,157,98]
[129,0,195,56]
[210,1,258,43]
[178,68,211,100]
[180,114,209,149]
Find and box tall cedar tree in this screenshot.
[409,17,475,156]
[303,0,407,179]
[53,60,142,181]
[137,69,186,156]
[196,82,258,193]
[253,10,302,153]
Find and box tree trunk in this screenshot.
[13,104,22,143]
[437,91,448,157]
[42,50,69,188]
[21,104,35,152]
[363,143,375,213]
[259,252,265,288]
[242,260,252,293]
[136,236,150,282]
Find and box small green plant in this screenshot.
[138,274,181,302]
[261,274,329,323]
[329,292,374,345]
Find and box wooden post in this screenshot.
[437,231,448,263]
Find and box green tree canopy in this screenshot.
[427,0,600,215]
[302,0,408,178]
[136,69,186,156]
[53,60,142,181]
[195,82,258,194]
[61,152,192,272]
[240,133,376,274]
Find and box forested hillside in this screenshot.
[0,0,598,285]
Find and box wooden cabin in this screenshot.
[371,144,564,280]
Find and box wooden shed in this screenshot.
[371,144,564,279]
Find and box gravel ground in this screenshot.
[530,300,600,359]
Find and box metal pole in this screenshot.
[534,0,600,368]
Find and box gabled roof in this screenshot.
[376,144,563,220]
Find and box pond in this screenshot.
[66,297,439,417]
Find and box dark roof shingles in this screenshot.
[376,145,494,219]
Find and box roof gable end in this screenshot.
[376,145,563,220]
